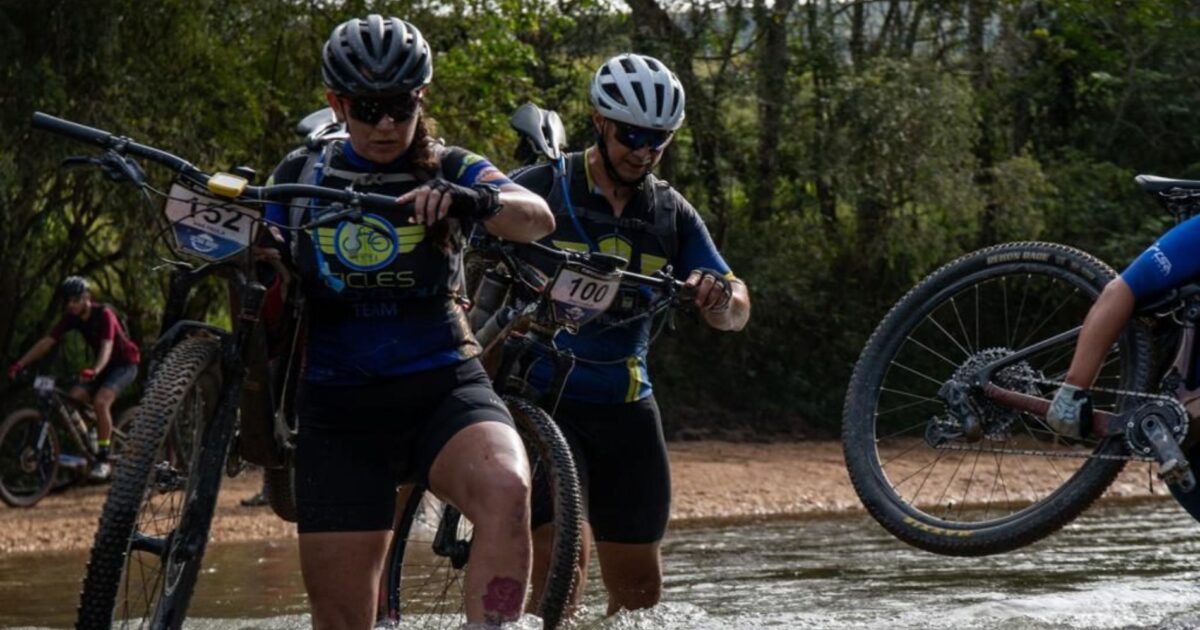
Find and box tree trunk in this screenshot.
[751,0,798,222]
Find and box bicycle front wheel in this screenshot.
[77,336,221,629]
[379,395,581,629]
[843,242,1151,555]
[0,409,60,508]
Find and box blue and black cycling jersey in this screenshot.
[265,139,511,384]
[512,150,734,404]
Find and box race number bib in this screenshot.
[548,267,620,329]
[33,376,55,393]
[163,181,259,261]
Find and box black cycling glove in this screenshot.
[426,178,502,221]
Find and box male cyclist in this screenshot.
[263,15,554,628]
[1048,211,1200,435]
[511,53,751,614]
[7,276,141,480]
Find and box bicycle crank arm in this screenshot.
[1140,414,1197,492]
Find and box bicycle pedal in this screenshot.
[1158,459,1197,492]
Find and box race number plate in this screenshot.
[548,267,620,329]
[33,376,55,393]
[163,181,259,261]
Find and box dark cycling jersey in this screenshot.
[265,140,511,384]
[1121,213,1200,300]
[512,151,733,404]
[50,302,141,366]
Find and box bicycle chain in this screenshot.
[931,372,1174,463]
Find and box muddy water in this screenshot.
[2,498,1199,629]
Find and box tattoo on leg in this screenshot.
[482,576,523,622]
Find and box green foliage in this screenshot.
[3,0,1198,436]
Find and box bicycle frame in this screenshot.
[38,387,96,465]
[974,281,1200,439]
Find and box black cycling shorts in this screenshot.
[532,395,670,544]
[81,363,138,397]
[294,358,513,533]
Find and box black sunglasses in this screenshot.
[344,93,421,125]
[609,120,674,152]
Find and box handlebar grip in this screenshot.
[31,112,115,148]
[359,192,410,212]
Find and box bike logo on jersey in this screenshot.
[333,214,399,271]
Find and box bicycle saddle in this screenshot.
[1136,174,1200,194]
[295,107,348,150]
[510,103,566,162]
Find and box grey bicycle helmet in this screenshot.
[60,276,89,299]
[322,15,433,96]
[589,54,685,131]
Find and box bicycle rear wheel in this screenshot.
[843,242,1151,555]
[0,409,60,507]
[76,336,220,629]
[378,395,581,629]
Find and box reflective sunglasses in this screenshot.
[609,120,674,152]
[344,93,421,125]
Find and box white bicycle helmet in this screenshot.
[589,54,685,131]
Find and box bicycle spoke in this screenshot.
[926,450,966,513]
[901,335,962,370]
[1008,273,1032,348]
[952,448,984,520]
[878,436,936,468]
[923,313,973,360]
[888,360,950,388]
[1017,287,1080,350]
[876,398,939,421]
[949,296,975,355]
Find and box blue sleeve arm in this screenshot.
[675,207,733,279]
[446,149,513,188]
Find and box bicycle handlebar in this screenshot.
[520,240,687,295]
[32,112,411,215]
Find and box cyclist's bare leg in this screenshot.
[92,387,116,443]
[1065,277,1136,388]
[595,541,662,614]
[530,520,591,612]
[428,421,532,625]
[68,385,92,405]
[300,530,390,630]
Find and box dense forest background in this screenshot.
[2,0,1198,438]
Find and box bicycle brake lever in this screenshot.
[60,155,103,169]
[104,152,146,185]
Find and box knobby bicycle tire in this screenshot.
[379,394,581,629]
[843,242,1152,556]
[77,336,221,629]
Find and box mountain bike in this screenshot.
[0,373,139,507]
[28,111,416,629]
[843,174,1200,556]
